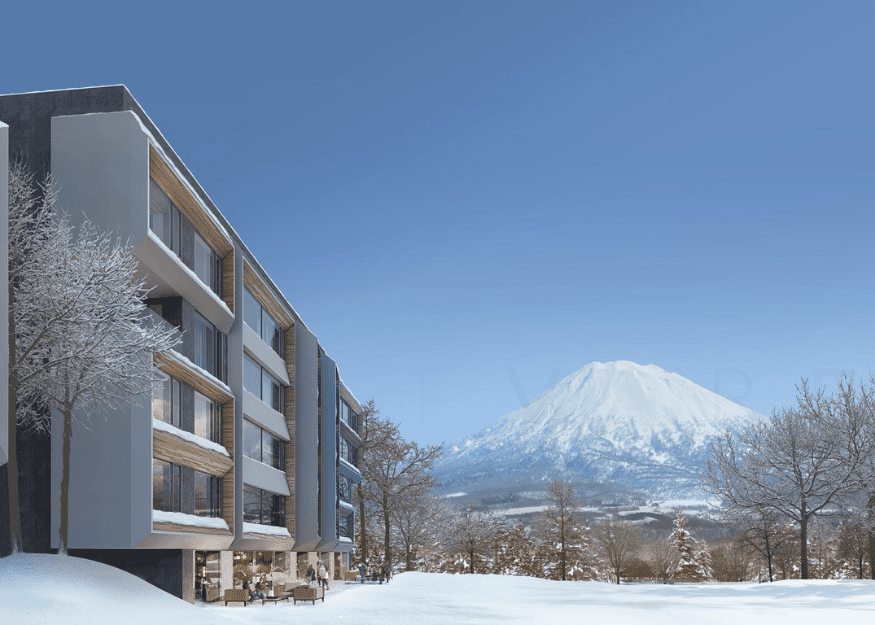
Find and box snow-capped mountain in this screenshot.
[435,361,763,498]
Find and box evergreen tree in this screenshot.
[670,512,708,582]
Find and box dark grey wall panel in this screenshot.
[294,324,320,550]
[317,350,337,550]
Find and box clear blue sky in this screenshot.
[4,1,874,447]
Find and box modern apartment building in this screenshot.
[0,86,364,602]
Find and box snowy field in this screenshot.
[3,554,875,625]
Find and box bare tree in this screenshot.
[392,487,446,571]
[7,164,179,553]
[363,421,442,568]
[539,478,579,581]
[837,521,870,579]
[6,163,59,551]
[450,506,497,574]
[595,515,641,584]
[353,400,398,564]
[732,507,798,582]
[20,217,178,553]
[646,536,679,584]
[704,380,875,579]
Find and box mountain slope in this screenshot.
[435,361,763,498]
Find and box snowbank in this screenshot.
[4,554,875,625]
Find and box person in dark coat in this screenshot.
[358,561,367,584]
[306,564,316,585]
[381,561,391,584]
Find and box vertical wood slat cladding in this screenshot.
[221,252,234,314]
[242,261,295,329]
[221,402,235,536]
[148,145,233,257]
[285,325,296,534]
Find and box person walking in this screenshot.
[318,562,329,590]
[306,564,316,585]
[381,560,391,584]
[358,561,367,584]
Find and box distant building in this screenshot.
[0,86,363,602]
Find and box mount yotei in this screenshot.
[435,361,763,500]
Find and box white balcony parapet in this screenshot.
[152,418,229,457]
[153,510,229,531]
[243,523,291,537]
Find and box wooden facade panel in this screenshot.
[149,144,233,257]
[221,402,235,536]
[242,260,295,329]
[221,252,235,314]
[154,352,233,404]
[153,427,233,477]
[153,522,231,536]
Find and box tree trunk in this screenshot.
[868,494,875,580]
[357,483,367,564]
[799,510,809,580]
[469,545,474,574]
[764,528,773,582]
[59,405,73,555]
[6,277,22,553]
[382,492,391,568]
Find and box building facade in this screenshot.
[0,86,363,602]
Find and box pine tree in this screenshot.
[670,512,708,582]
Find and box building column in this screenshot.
[219,550,233,594]
[181,549,196,603]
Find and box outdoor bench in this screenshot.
[293,585,325,604]
[223,589,251,606]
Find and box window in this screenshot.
[243,419,285,471]
[149,178,181,255]
[194,231,222,297]
[244,354,283,413]
[339,400,358,431]
[194,470,222,517]
[152,459,182,513]
[153,372,182,429]
[195,313,226,382]
[244,288,284,357]
[337,474,354,504]
[338,513,353,539]
[243,485,285,527]
[340,437,358,467]
[194,391,221,444]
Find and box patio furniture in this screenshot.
[293,585,325,604]
[261,583,292,605]
[223,589,251,606]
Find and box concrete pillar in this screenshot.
[182,549,196,604]
[219,550,233,594]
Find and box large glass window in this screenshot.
[243,419,285,471]
[149,178,181,255]
[195,314,226,382]
[244,354,283,413]
[194,232,222,297]
[243,419,262,462]
[194,391,221,443]
[153,372,182,428]
[340,437,358,467]
[152,458,182,512]
[194,470,222,517]
[243,288,284,357]
[243,485,285,527]
[337,474,354,504]
[338,513,353,539]
[339,400,358,431]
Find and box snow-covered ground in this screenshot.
[3,554,875,625]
